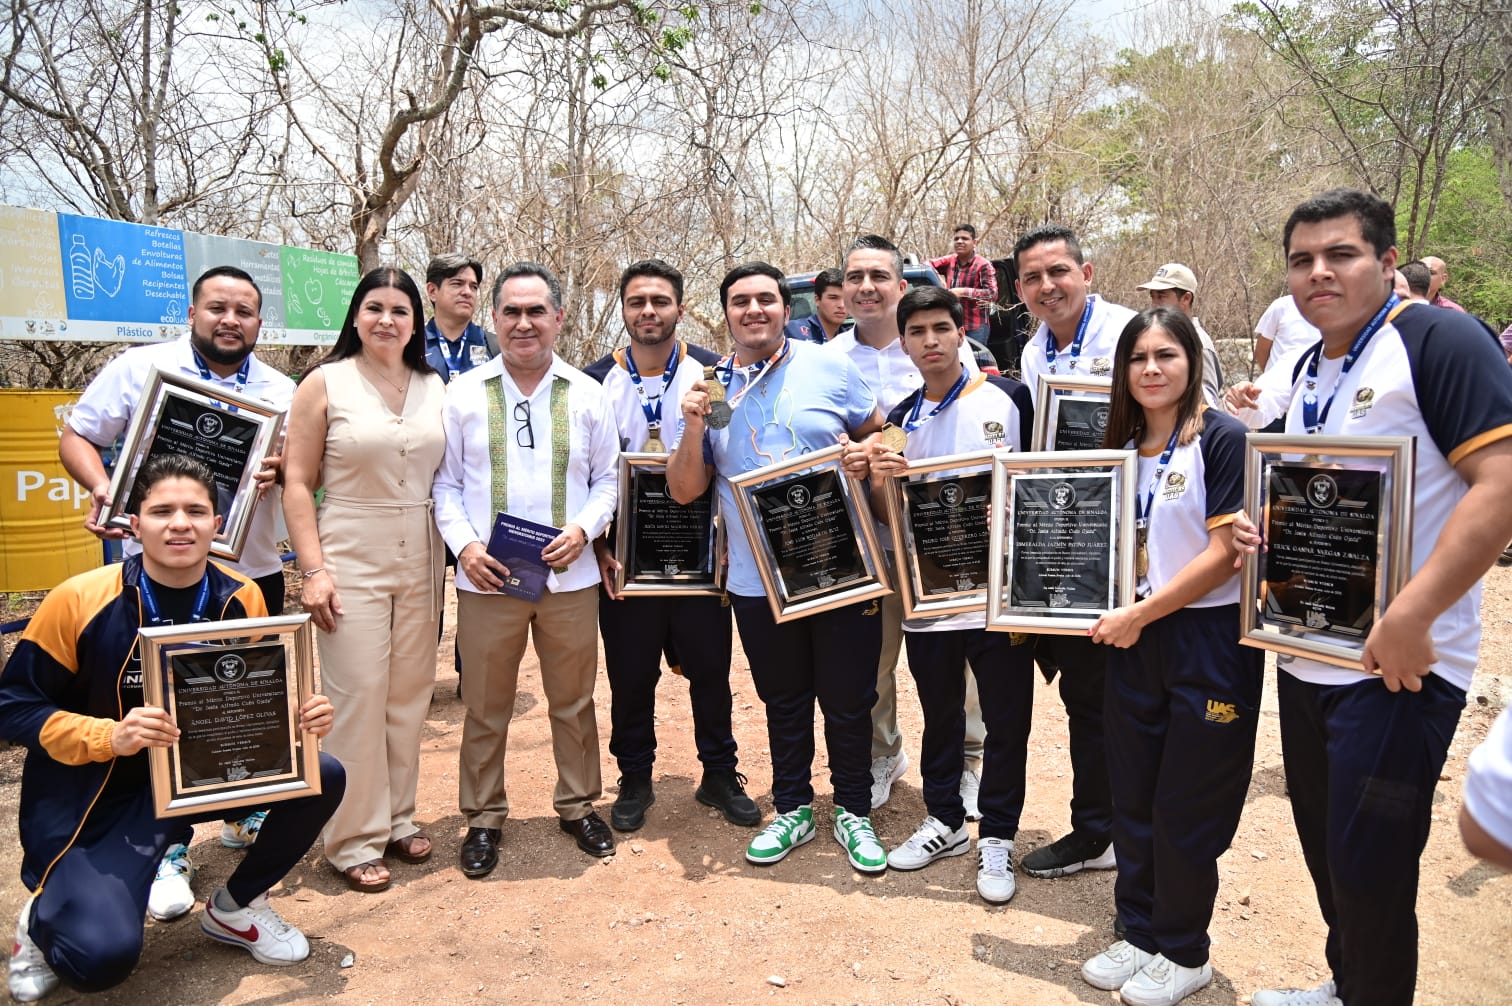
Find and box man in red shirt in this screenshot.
[930,224,998,344]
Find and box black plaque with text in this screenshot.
[1052,396,1111,452]
[131,395,261,516]
[627,473,715,581]
[1008,474,1114,611]
[1261,465,1381,640]
[169,643,294,791]
[751,469,865,600]
[903,472,992,595]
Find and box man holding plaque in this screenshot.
[668,262,889,872]
[434,262,621,871]
[1242,189,1512,1006]
[58,265,293,920]
[1,455,344,1002]
[1010,224,1135,883]
[583,259,758,832]
[862,286,1038,906]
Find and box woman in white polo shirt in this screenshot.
[1078,307,1262,1006]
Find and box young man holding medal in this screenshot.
[860,286,1038,903]
[584,259,758,832]
[1009,225,1137,884]
[57,266,293,922]
[2,454,345,1003]
[668,261,889,872]
[1234,189,1512,1006]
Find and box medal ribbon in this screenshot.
[718,339,790,409]
[1135,426,1181,540]
[192,349,249,413]
[1045,296,1095,375]
[1300,294,1397,435]
[623,340,680,443]
[904,366,970,433]
[138,571,211,626]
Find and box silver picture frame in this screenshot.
[613,452,725,596]
[882,449,995,621]
[1032,373,1113,452]
[986,449,1137,634]
[140,614,320,818]
[729,443,892,623]
[100,367,286,562]
[1239,433,1415,671]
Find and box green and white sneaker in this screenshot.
[745,806,816,865]
[833,807,886,873]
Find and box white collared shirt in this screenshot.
[66,336,295,578]
[433,353,620,594]
[1019,295,1138,410]
[826,327,977,416]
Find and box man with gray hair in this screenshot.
[434,262,622,874]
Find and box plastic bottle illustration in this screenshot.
[69,234,95,299]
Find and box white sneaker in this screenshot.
[886,816,969,870]
[959,766,982,821]
[1252,980,1342,1006]
[1118,954,1212,1005]
[1081,939,1155,990]
[200,891,310,965]
[221,810,268,848]
[745,806,816,865]
[975,837,1016,903]
[869,751,909,809]
[147,843,197,922]
[832,807,887,873]
[8,897,59,1003]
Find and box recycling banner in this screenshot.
[0,205,359,345]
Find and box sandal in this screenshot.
[385,834,433,864]
[342,859,391,893]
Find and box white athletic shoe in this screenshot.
[1081,939,1156,991]
[959,766,982,821]
[975,837,1017,903]
[220,810,268,848]
[147,842,197,922]
[886,816,969,870]
[8,896,59,1003]
[1118,954,1212,1005]
[1251,980,1342,1006]
[869,751,909,809]
[200,891,310,965]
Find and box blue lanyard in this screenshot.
[1135,427,1181,531]
[1300,294,1397,434]
[138,572,211,626]
[904,367,969,432]
[1045,296,1094,374]
[623,341,681,431]
[192,350,249,413]
[443,336,467,375]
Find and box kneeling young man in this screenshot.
[2,455,345,1002]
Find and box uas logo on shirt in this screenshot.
[981,420,1006,447]
[1349,386,1376,419]
[1162,471,1188,500]
[1090,357,1112,376]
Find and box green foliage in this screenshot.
[1408,147,1512,326]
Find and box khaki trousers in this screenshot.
[457,586,602,824]
[872,588,988,766]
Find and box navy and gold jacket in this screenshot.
[0,555,265,890]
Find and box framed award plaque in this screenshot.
[99,368,286,562]
[729,443,892,622]
[882,450,995,620]
[1239,433,1415,671]
[986,449,1138,634]
[613,452,724,596]
[1031,374,1113,452]
[140,614,321,817]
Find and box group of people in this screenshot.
[3,187,1512,1005]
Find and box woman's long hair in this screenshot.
[1101,306,1207,450]
[317,267,436,375]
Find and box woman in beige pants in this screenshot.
[283,268,447,893]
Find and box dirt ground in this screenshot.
[3,568,1511,1006]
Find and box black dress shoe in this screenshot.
[695,769,761,827]
[559,812,615,857]
[460,826,501,878]
[611,775,655,832]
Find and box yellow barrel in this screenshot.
[0,390,102,592]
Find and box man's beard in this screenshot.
[628,325,675,348]
[192,328,253,366]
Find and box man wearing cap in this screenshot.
[1135,263,1224,405]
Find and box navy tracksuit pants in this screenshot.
[1035,633,1115,840]
[599,590,738,777]
[731,594,882,816]
[1105,604,1263,968]
[904,627,1034,837]
[1277,669,1465,1006]
[27,752,345,993]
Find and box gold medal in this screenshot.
[703,366,725,402]
[878,423,908,454]
[1136,527,1149,578]
[703,366,731,430]
[644,424,666,454]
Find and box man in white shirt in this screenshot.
[57,265,292,922]
[1252,293,1320,375]
[434,262,621,874]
